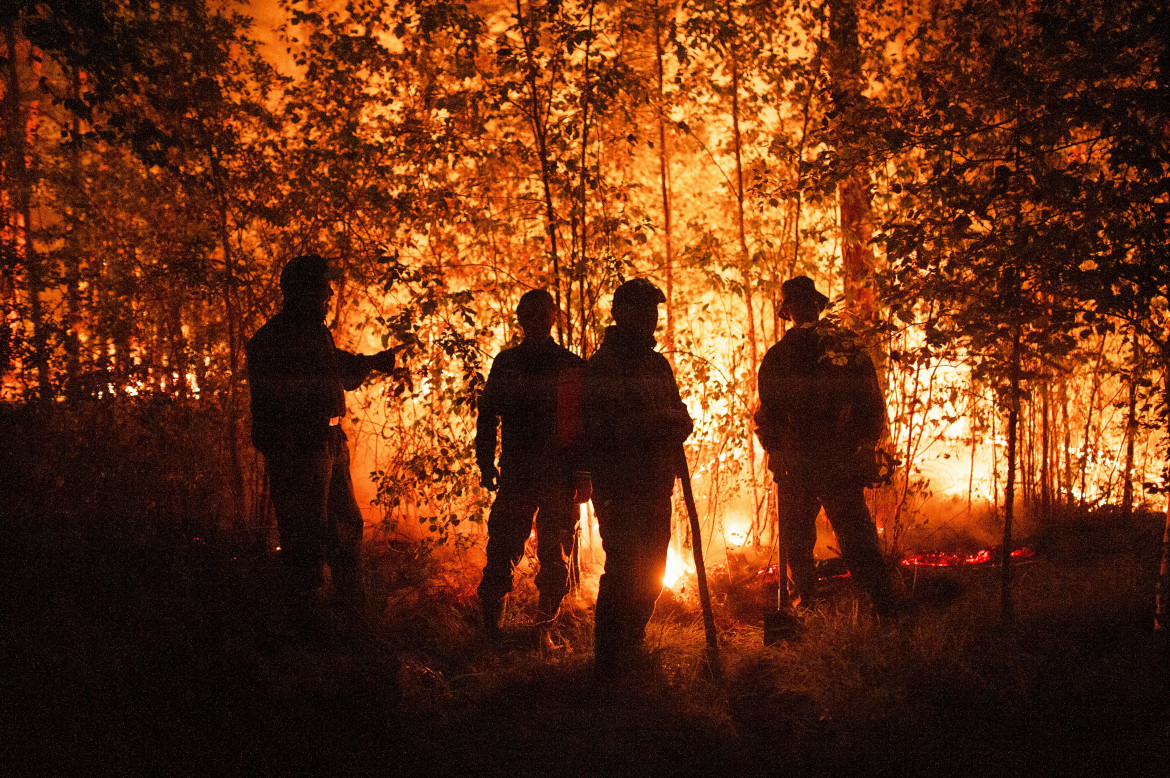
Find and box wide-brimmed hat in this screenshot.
[280,254,342,295]
[612,277,666,311]
[779,276,829,319]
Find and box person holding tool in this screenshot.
[585,278,694,678]
[475,289,590,639]
[246,254,400,636]
[755,276,895,617]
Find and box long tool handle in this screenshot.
[774,481,790,610]
[677,449,719,661]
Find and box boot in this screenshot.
[285,585,329,644]
[331,566,367,617]
[481,597,504,641]
[536,593,562,624]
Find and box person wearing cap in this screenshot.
[585,278,693,676]
[474,289,590,638]
[246,254,399,629]
[755,276,894,615]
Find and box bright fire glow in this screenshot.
[663,544,691,589]
[723,510,751,547]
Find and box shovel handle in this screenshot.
[677,448,718,657]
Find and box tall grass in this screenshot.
[3,403,1165,775]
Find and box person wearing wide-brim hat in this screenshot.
[778,275,830,321]
[246,254,401,637]
[755,276,895,616]
[585,278,694,677]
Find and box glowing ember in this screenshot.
[900,546,1035,567]
[754,563,782,582]
[726,527,750,547]
[901,552,962,567]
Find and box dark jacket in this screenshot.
[585,325,692,498]
[475,336,585,486]
[246,310,372,455]
[756,320,886,472]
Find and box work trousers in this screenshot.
[477,479,578,617]
[265,427,364,599]
[593,490,673,669]
[777,467,891,611]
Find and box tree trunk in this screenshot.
[828,0,877,326]
[170,293,187,399]
[207,141,246,521]
[1121,338,1139,520]
[1060,379,1072,504]
[653,0,676,360]
[1040,379,1052,518]
[722,1,762,537]
[787,71,817,282]
[1027,397,1038,510]
[967,396,977,516]
[1079,344,1104,507]
[725,2,756,377]
[63,67,85,397]
[1021,396,1033,511]
[1002,327,1022,624]
[574,0,595,357]
[4,19,49,400]
[990,391,999,518]
[516,0,565,346]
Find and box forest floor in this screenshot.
[3,511,1169,777]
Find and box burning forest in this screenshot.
[2,0,1169,774]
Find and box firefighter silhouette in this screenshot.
[755,276,895,614]
[585,278,693,675]
[247,254,398,632]
[475,290,590,637]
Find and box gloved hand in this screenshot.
[367,346,398,374]
[855,446,897,488]
[480,464,499,491]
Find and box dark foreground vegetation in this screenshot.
[3,409,1168,777]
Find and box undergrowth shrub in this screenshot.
[0,399,259,546]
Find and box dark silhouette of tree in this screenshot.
[876,0,1168,622]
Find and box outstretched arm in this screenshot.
[335,345,399,391]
